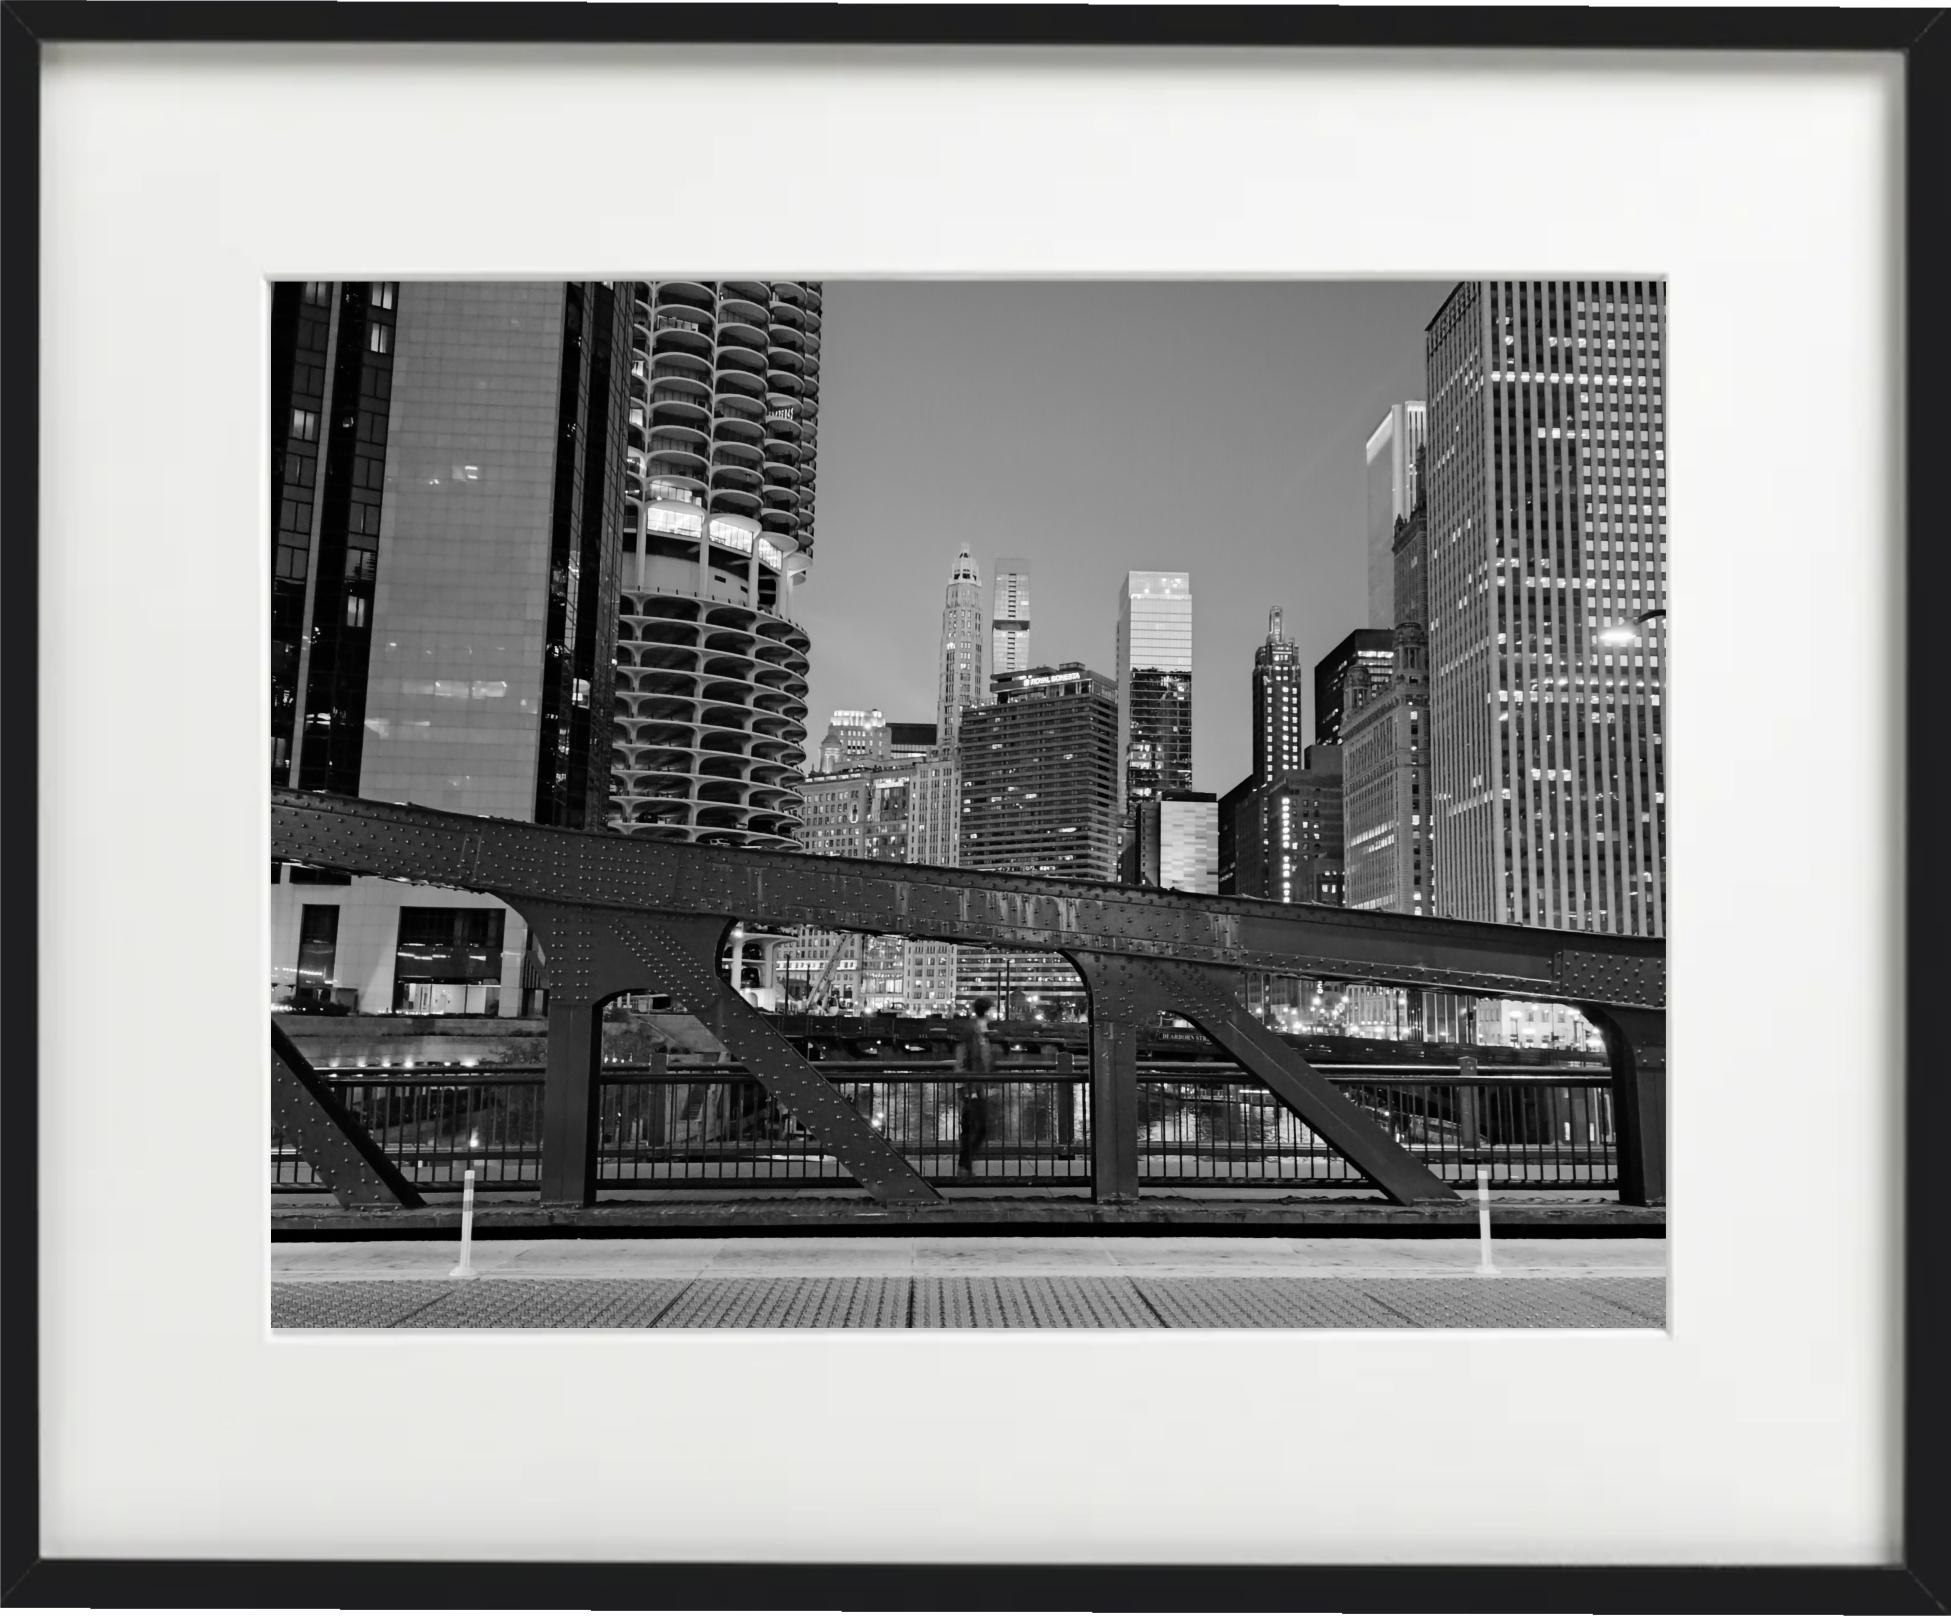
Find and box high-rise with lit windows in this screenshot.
[937,547,986,747]
[787,758,961,1013]
[956,664,1119,1016]
[991,558,1032,679]
[1252,607,1304,783]
[608,279,822,849]
[1224,744,1345,906]
[1425,278,1667,934]
[816,708,889,774]
[270,280,632,1015]
[1115,570,1194,818]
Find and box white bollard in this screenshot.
[448,1169,479,1281]
[1476,1165,1495,1275]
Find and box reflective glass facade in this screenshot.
[288,281,400,796]
[1115,571,1193,818]
[271,281,631,1015]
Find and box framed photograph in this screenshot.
[5,6,1942,1609]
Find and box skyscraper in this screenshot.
[957,663,1120,1016]
[1115,570,1194,818]
[1366,400,1428,629]
[608,279,822,849]
[990,557,1032,680]
[270,280,632,1015]
[937,547,986,747]
[1425,278,1667,935]
[1251,607,1305,783]
[1341,623,1432,915]
[1313,629,1394,746]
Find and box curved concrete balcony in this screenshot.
[611,575,811,851]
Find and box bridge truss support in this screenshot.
[513,902,941,1208]
[272,1021,424,1210]
[271,790,1666,1217]
[1072,953,1459,1207]
[1586,1004,1667,1207]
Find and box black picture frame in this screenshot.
[3,6,1942,1610]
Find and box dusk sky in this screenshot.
[795,279,1452,794]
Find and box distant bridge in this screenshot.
[271,790,1665,1214]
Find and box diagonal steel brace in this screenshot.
[619,917,942,1207]
[271,1020,424,1209]
[1140,959,1460,1206]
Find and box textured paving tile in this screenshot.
[1569,1276,1668,1325]
[1135,1278,1413,1329]
[655,1277,910,1329]
[402,1279,689,1330]
[912,1276,1162,1328]
[271,1273,1665,1330]
[271,1279,455,1329]
[1351,1276,1664,1329]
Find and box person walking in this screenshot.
[955,996,995,1182]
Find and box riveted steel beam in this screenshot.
[272,791,1665,1014]
[1584,1004,1667,1207]
[1128,957,1460,1207]
[511,900,667,1206]
[271,1021,424,1209]
[1073,955,1148,1204]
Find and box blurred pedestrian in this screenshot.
[955,996,995,1181]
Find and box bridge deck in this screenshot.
[272,1236,1668,1329]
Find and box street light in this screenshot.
[1596,607,1667,648]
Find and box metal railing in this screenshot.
[1137,1068,1616,1187]
[272,1062,1615,1193]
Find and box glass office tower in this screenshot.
[270,280,631,1015]
[1424,277,1667,935]
[1115,570,1193,819]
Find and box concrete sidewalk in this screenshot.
[272,1236,1666,1330]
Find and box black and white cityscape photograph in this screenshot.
[270,276,1668,1331]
